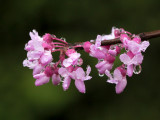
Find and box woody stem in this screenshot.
[72,30,160,50]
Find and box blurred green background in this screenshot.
[1,0,160,120]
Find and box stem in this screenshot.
[55,46,65,48]
[52,38,68,44]
[101,30,160,46]
[52,42,66,46]
[73,30,160,50]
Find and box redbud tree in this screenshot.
[23,27,160,94]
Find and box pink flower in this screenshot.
[63,52,81,67]
[58,67,72,91]
[33,64,44,75]
[27,51,43,61]
[90,35,107,59]
[127,40,150,54]
[71,66,92,93]
[40,51,53,66]
[108,46,121,56]
[23,27,150,94]
[95,60,113,74]
[120,52,143,77]
[120,34,131,48]
[25,30,44,52]
[33,72,50,86]
[105,67,127,94]
[23,59,39,69]
[52,74,61,85]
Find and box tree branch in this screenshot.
[101,30,160,46]
[73,30,160,50]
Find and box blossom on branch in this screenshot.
[23,27,150,94]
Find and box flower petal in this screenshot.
[35,74,50,86]
[75,80,86,93]
[141,41,150,52]
[120,53,131,65]
[115,78,127,94]
[114,69,123,80]
[127,65,133,77]
[62,76,71,91]
[52,74,61,85]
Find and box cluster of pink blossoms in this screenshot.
[23,27,149,94]
[23,30,91,93]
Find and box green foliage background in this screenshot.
[1,0,160,120]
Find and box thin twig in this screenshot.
[72,30,160,50]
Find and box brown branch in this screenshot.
[73,30,160,50]
[101,30,160,46]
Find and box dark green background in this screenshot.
[1,0,160,120]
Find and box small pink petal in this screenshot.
[132,53,143,65]
[52,74,61,85]
[62,76,71,91]
[115,78,127,94]
[58,67,69,77]
[63,58,73,67]
[33,64,43,75]
[113,69,123,80]
[128,41,140,54]
[141,41,150,52]
[75,67,85,80]
[127,65,133,77]
[95,61,106,69]
[120,53,131,64]
[40,51,53,65]
[75,80,86,93]
[86,65,91,76]
[105,70,112,79]
[35,74,50,86]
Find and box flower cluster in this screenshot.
[23,27,149,94]
[23,30,91,93]
[83,27,149,94]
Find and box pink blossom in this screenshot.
[108,46,121,56]
[105,67,127,94]
[63,52,81,67]
[71,66,92,93]
[40,51,53,66]
[127,40,150,54]
[25,30,44,52]
[95,60,113,74]
[90,35,107,59]
[120,52,143,77]
[62,76,71,91]
[23,28,150,94]
[23,59,39,69]
[58,67,72,90]
[34,72,50,86]
[52,74,61,85]
[33,64,43,75]
[120,34,131,48]
[27,51,43,61]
